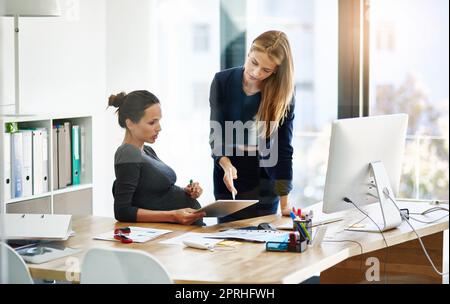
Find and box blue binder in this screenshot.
[11,132,23,198]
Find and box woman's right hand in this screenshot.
[219,157,238,197]
[172,208,205,225]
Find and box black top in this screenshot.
[112,144,201,224]
[209,66,295,197]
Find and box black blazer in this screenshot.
[209,67,295,196]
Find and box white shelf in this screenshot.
[1,114,93,214]
[0,113,92,123]
[53,183,93,195]
[6,192,52,204]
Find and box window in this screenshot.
[193,24,210,53]
[369,0,449,200]
[151,0,220,207]
[152,0,339,210]
[192,82,209,107]
[376,23,395,51]
[244,0,339,207]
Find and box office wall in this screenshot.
[104,0,219,219]
[103,0,155,217]
[0,0,112,216]
[0,11,13,110]
[1,0,106,114]
[0,2,4,110]
[1,0,200,218]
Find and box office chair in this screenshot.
[0,242,34,284]
[80,247,172,284]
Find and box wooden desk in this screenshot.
[26,201,448,284]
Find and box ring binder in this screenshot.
[0,213,72,240]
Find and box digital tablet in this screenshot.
[194,200,259,218]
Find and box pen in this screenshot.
[299,222,311,240]
[229,168,235,200]
[291,218,306,239]
[189,179,197,197]
[189,179,194,193]
[295,222,307,239]
[289,211,296,220]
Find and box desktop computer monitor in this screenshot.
[322,114,409,232]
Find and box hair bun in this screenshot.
[108,92,127,108]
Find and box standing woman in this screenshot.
[209,30,295,223]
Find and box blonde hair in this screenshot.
[251,30,294,138]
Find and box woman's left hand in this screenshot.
[184,182,203,199]
[280,195,292,217]
[281,204,292,217]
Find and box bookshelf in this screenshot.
[0,114,93,215]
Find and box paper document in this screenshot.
[159,232,223,246]
[93,226,172,243]
[205,229,289,243]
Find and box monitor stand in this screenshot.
[346,161,402,233]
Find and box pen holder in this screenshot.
[288,231,307,253]
[293,219,312,245]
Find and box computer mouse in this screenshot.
[257,222,276,231]
[183,239,214,250]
